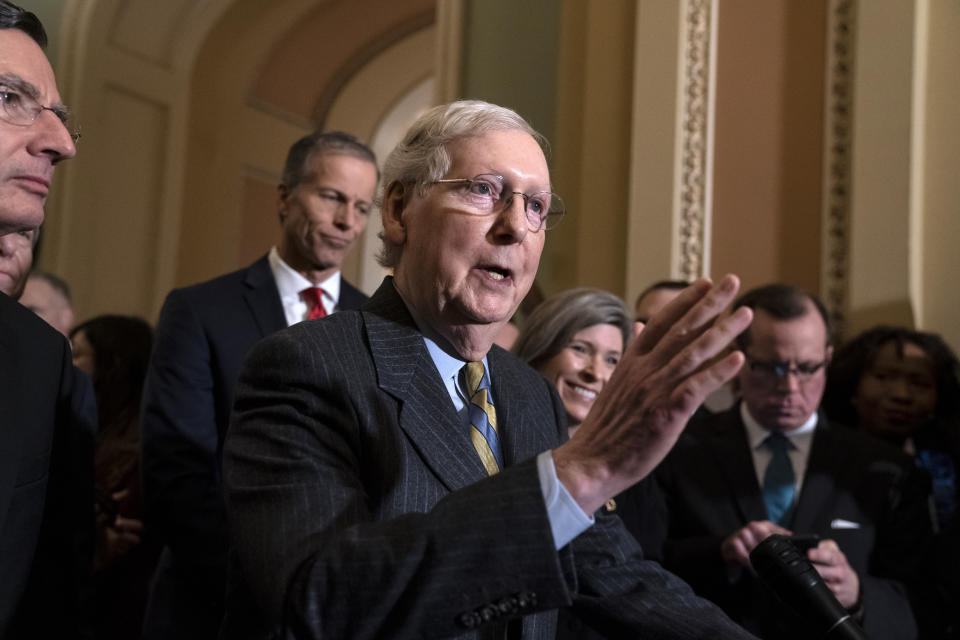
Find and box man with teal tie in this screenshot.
[656,284,932,640]
[221,100,761,639]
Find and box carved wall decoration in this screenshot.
[677,0,713,282]
[821,0,856,340]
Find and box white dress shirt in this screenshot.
[267,246,342,326]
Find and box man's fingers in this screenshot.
[646,277,750,380]
[632,279,713,353]
[667,348,746,418]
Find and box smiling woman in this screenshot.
[512,287,632,433]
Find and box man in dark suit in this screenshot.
[656,284,932,639]
[0,2,89,637]
[222,100,759,639]
[141,131,377,638]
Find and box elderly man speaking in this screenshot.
[221,100,757,639]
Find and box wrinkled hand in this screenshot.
[722,521,792,568]
[553,275,752,514]
[809,539,860,609]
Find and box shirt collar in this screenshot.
[268,246,342,304]
[741,401,818,451]
[391,286,491,412]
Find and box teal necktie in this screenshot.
[763,433,795,526]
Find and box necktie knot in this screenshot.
[301,286,327,320]
[464,361,485,395]
[765,432,791,454]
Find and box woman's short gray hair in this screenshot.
[376,100,546,268]
[512,288,632,371]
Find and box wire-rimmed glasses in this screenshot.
[432,173,565,231]
[0,84,81,143]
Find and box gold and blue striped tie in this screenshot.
[463,361,501,475]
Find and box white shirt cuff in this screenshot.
[537,450,594,549]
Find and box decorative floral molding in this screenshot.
[821,0,856,339]
[677,0,712,281]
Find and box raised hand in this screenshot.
[554,274,752,514]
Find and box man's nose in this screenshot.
[0,235,17,256]
[775,372,801,392]
[29,109,77,162]
[333,203,357,230]
[493,194,529,241]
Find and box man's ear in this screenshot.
[276,184,289,223]
[381,181,408,245]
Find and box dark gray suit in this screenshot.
[656,406,932,639]
[142,255,367,638]
[221,278,756,639]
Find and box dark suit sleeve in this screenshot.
[141,289,226,581]
[224,328,571,639]
[225,324,758,640]
[563,512,758,639]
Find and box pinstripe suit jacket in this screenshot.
[221,278,757,639]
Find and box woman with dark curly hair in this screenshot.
[70,314,158,639]
[824,325,960,639]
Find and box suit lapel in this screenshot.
[793,418,843,532]
[364,279,489,491]
[488,348,557,467]
[241,255,286,336]
[337,278,368,311]
[708,409,768,523]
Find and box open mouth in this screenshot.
[479,265,511,281]
[569,383,597,401]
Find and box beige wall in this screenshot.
[918,0,960,351]
[549,0,636,300]
[32,0,960,354]
[38,0,434,322]
[843,0,960,354]
[710,0,826,295]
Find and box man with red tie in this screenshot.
[140,131,377,639]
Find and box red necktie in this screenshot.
[301,287,327,320]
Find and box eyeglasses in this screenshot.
[0,85,81,143]
[745,355,828,382]
[432,173,565,231]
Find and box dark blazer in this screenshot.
[656,405,933,640]
[0,293,93,638]
[141,255,367,639]
[221,278,757,640]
